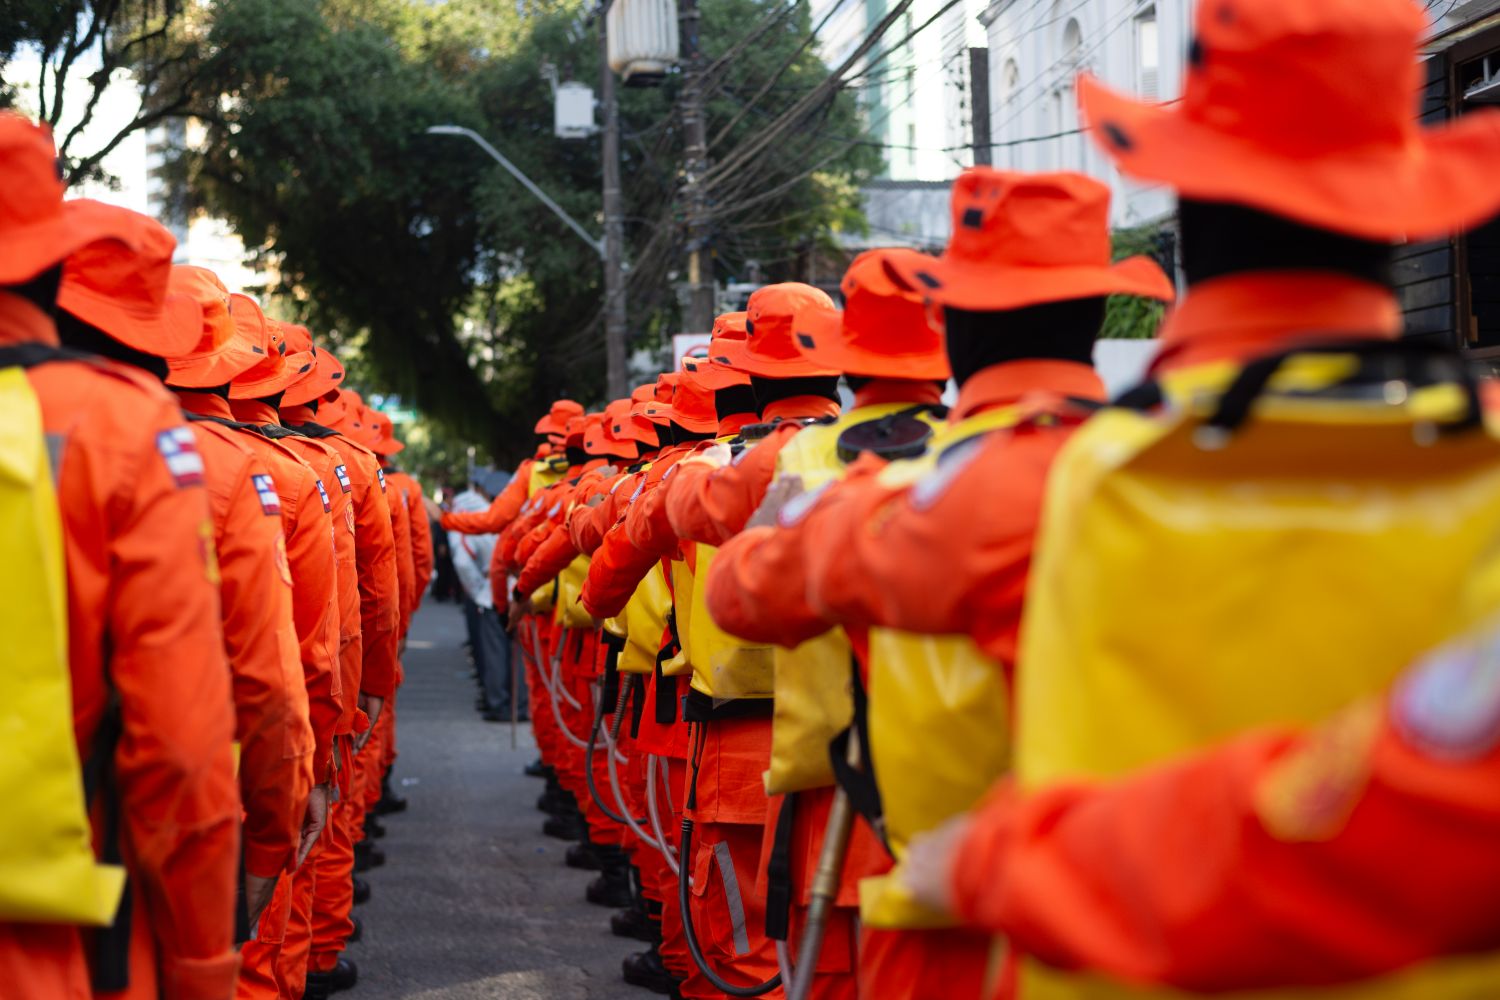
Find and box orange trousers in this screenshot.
[236,871,293,1000]
[682,820,785,999]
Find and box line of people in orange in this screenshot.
[439,1,1500,998]
[1,113,432,999]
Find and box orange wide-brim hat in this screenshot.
[585,406,640,459]
[1079,0,1500,242]
[534,399,585,437]
[365,408,405,456]
[282,323,346,407]
[631,376,676,426]
[793,248,950,381]
[228,295,315,400]
[164,266,268,389]
[886,169,1174,312]
[643,371,718,433]
[682,312,753,389]
[0,115,143,284]
[319,389,351,426]
[717,284,840,378]
[56,201,203,358]
[605,397,658,448]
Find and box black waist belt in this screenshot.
[682,688,774,722]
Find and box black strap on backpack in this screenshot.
[628,674,648,740]
[828,654,890,856]
[81,689,132,992]
[654,610,683,726]
[1206,337,1484,435]
[762,792,798,941]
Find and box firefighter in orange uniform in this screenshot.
[894,0,1500,994]
[702,249,957,1000]
[57,205,314,939]
[166,277,340,1000]
[716,173,1171,1000]
[0,114,240,1000]
[224,323,372,999]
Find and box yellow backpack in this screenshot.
[760,403,947,798]
[0,363,126,925]
[1015,340,1500,999]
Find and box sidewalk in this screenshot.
[350,599,644,999]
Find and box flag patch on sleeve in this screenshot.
[314,478,332,512]
[376,468,387,493]
[156,427,205,488]
[335,464,352,493]
[252,474,281,516]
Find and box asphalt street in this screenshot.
[349,599,646,999]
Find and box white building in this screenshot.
[814,0,989,182]
[980,0,1191,228]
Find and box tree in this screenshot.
[1,0,210,184]
[183,0,877,462]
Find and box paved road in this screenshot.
[349,600,646,999]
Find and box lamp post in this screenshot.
[426,116,628,398]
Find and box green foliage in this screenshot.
[1101,222,1175,340]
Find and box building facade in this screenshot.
[979,0,1191,229]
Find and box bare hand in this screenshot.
[422,496,443,522]
[682,441,733,470]
[746,474,806,530]
[899,812,972,916]
[244,872,278,928]
[507,596,533,631]
[355,694,384,751]
[297,784,331,866]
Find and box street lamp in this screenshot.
[424,125,603,259]
[426,117,628,398]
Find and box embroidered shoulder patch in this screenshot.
[376,468,387,493]
[344,504,356,535]
[314,478,332,513]
[252,473,281,516]
[1392,623,1500,761]
[334,464,352,493]
[156,427,205,488]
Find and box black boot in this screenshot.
[353,840,386,872]
[610,903,661,943]
[524,758,550,778]
[352,876,371,905]
[542,811,586,841]
[304,957,358,996]
[586,862,634,908]
[565,842,602,870]
[347,914,363,944]
[364,815,386,840]
[375,776,407,815]
[621,945,680,995]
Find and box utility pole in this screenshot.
[969,47,992,166]
[679,0,715,333]
[601,2,629,399]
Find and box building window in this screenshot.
[1136,7,1159,100]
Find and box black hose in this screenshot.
[586,682,648,826]
[678,817,783,996]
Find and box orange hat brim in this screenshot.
[1079,74,1500,243]
[888,245,1175,313]
[283,349,345,407]
[370,434,405,456]
[167,314,267,390]
[682,354,752,389]
[714,337,839,379]
[792,304,951,381]
[1,200,138,286]
[229,349,316,400]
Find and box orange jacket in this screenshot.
[571,464,642,556]
[580,446,697,619]
[384,463,417,639]
[514,465,625,595]
[799,363,1106,669]
[181,392,342,786]
[0,293,240,1000]
[662,396,837,547]
[182,413,313,880]
[236,399,365,739]
[441,458,531,534]
[388,470,432,607]
[299,419,402,701]
[951,648,1500,990]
